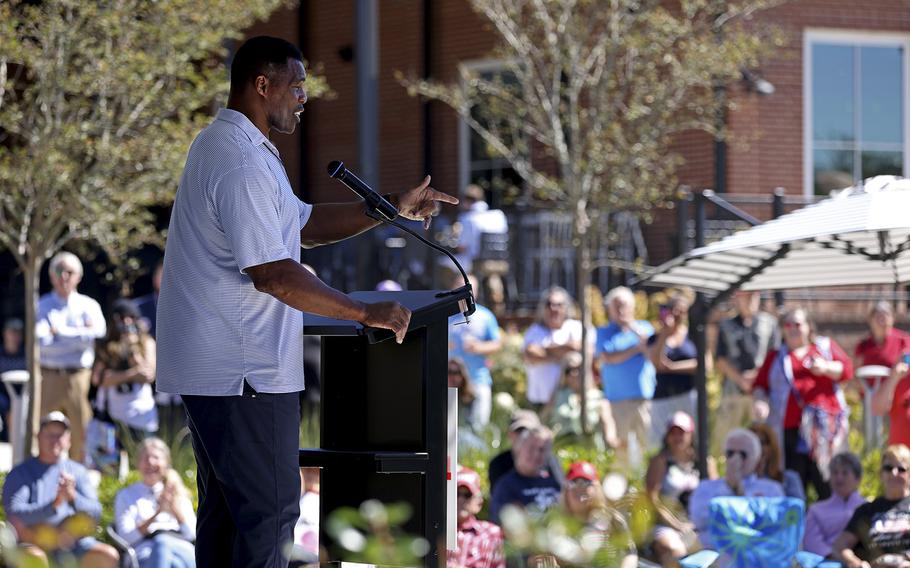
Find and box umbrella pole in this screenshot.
[692,292,710,478]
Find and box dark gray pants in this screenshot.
[183,383,301,567]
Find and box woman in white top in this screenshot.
[114,438,196,567]
[522,286,583,410]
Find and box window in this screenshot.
[804,31,909,195]
[458,60,523,208]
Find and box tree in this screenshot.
[0,0,328,454]
[401,0,782,434]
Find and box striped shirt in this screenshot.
[36,291,106,370]
[156,109,312,396]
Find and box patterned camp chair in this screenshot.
[680,497,833,568]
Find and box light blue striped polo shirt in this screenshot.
[156,109,313,396]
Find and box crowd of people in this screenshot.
[0,252,203,567]
[3,242,910,567]
[1,249,333,566]
[445,283,910,567]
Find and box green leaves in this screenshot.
[0,0,304,270]
[326,500,429,565]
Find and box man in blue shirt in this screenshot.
[448,274,502,429]
[595,286,656,471]
[2,412,118,567]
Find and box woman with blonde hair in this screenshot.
[832,444,910,567]
[114,438,196,567]
[559,461,637,568]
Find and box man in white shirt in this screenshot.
[156,36,457,567]
[36,251,106,463]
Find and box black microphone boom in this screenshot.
[325,160,476,323]
[327,160,399,221]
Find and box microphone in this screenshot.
[326,160,477,327]
[327,160,399,221]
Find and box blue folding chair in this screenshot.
[679,497,834,568]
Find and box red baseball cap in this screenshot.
[457,466,482,497]
[566,461,599,482]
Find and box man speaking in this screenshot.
[156,36,457,567]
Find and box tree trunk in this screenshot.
[575,226,592,436]
[23,256,42,458]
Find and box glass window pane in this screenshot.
[861,46,904,145]
[862,150,903,179]
[814,149,854,194]
[813,44,855,143]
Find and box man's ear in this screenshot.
[255,74,269,97]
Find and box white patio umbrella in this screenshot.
[643,175,910,296]
[637,175,910,474]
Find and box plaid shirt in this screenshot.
[447,516,505,568]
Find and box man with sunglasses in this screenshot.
[688,428,784,547]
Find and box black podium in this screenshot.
[300,288,472,567]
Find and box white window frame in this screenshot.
[803,29,910,196]
[457,58,520,198]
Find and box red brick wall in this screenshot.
[291,1,494,205]
[252,0,910,265]
[724,0,910,199]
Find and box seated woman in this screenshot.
[545,352,618,450]
[688,428,784,548]
[645,411,700,565]
[114,438,196,568]
[560,461,637,568]
[832,444,910,568]
[803,452,865,558]
[447,357,476,430]
[749,422,806,500]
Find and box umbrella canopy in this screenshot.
[642,176,910,295]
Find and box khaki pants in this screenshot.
[611,398,652,473]
[41,367,92,463]
[712,391,754,456]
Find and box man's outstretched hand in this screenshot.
[395,175,459,230]
[361,301,412,343]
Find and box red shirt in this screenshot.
[754,341,854,429]
[889,377,910,447]
[855,328,910,368]
[447,516,505,568]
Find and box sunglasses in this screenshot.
[567,478,593,489]
[546,301,566,309]
[725,449,748,461]
[565,367,582,375]
[882,463,909,475]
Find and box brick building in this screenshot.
[250,1,910,302]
